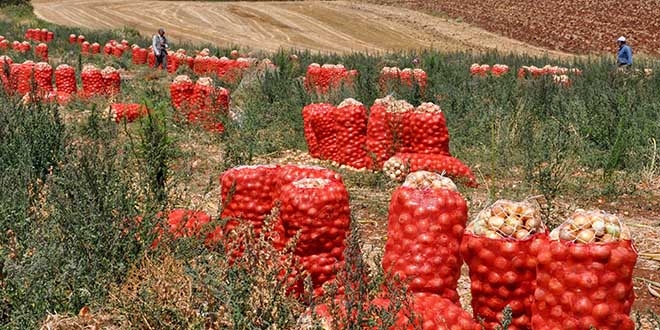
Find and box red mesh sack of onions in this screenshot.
[77,35,85,44]
[14,61,35,96]
[372,293,479,330]
[147,49,156,68]
[378,67,426,95]
[383,153,476,187]
[33,62,53,94]
[406,102,451,155]
[101,66,121,96]
[55,64,77,95]
[301,103,338,161]
[35,43,48,61]
[69,34,76,44]
[382,171,467,302]
[531,209,636,330]
[275,165,344,196]
[0,40,8,50]
[491,64,510,76]
[131,46,148,65]
[331,98,369,169]
[90,43,101,55]
[277,177,350,295]
[460,199,547,330]
[81,64,104,97]
[365,96,413,168]
[108,103,148,123]
[80,41,90,55]
[219,165,284,244]
[170,75,194,110]
[150,209,221,248]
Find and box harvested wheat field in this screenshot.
[32,0,571,57]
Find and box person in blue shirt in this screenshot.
[616,36,632,68]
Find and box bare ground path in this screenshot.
[33,0,573,57]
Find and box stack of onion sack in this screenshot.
[33,62,53,95]
[378,67,427,95]
[366,97,453,167]
[55,64,77,95]
[170,75,194,110]
[35,43,48,61]
[81,65,104,97]
[532,209,636,330]
[460,200,547,330]
[150,209,221,248]
[13,61,35,96]
[278,177,350,296]
[383,153,476,187]
[108,103,149,123]
[382,171,466,302]
[219,165,285,247]
[303,63,357,95]
[101,66,121,96]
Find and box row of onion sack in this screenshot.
[378,66,427,95]
[169,75,230,133]
[24,28,55,42]
[0,35,49,60]
[305,64,428,96]
[302,96,476,186]
[302,171,636,330]
[0,57,120,103]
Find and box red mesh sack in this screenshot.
[69,34,76,44]
[39,29,48,42]
[90,43,101,55]
[167,53,180,74]
[193,55,210,75]
[109,103,148,123]
[170,75,194,110]
[101,66,121,96]
[35,43,48,61]
[275,165,344,197]
[112,45,125,58]
[383,153,477,187]
[103,43,113,55]
[302,104,322,158]
[332,99,369,169]
[219,165,283,240]
[77,35,85,44]
[81,65,104,97]
[46,31,54,42]
[304,103,338,160]
[379,67,427,95]
[365,96,396,168]
[15,61,35,96]
[33,62,53,94]
[147,49,156,68]
[531,209,637,330]
[373,293,479,330]
[407,102,450,155]
[188,77,229,132]
[382,172,467,302]
[185,56,194,69]
[55,64,77,95]
[81,41,90,55]
[0,40,8,50]
[278,177,350,294]
[150,209,220,248]
[131,46,147,65]
[461,200,548,330]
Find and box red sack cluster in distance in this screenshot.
[461,200,548,330]
[103,40,128,58]
[35,43,48,61]
[77,35,85,44]
[382,172,467,302]
[91,42,101,55]
[366,96,452,168]
[81,41,90,55]
[0,37,8,50]
[21,91,71,105]
[192,52,260,83]
[373,293,480,330]
[55,64,77,95]
[382,153,477,187]
[378,67,427,95]
[532,209,637,330]
[470,63,510,76]
[108,103,148,123]
[69,34,77,44]
[24,28,53,42]
[304,63,358,95]
[302,99,370,169]
[12,41,31,53]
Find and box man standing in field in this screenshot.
[152,28,169,70]
[616,36,632,69]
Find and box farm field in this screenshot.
[1,1,660,329]
[370,0,660,56]
[31,0,572,57]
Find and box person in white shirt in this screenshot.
[152,28,169,70]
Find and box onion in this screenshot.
[487,216,505,229]
[559,228,577,241]
[576,229,595,243]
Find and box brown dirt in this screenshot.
[32,0,573,58]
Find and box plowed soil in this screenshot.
[32,0,572,57]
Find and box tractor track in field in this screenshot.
[33,0,573,57]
